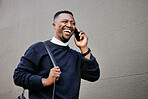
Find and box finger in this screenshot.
[53,67,61,72]
[79,31,86,39]
[56,70,61,74]
[55,72,61,75]
[51,67,59,71]
[53,66,60,69]
[81,32,88,40]
[79,32,86,37]
[50,70,61,78]
[79,33,85,40]
[54,69,61,73]
[77,29,81,33]
[55,74,60,81]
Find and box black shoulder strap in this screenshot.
[43,41,57,99]
[43,42,57,67]
[16,89,26,99]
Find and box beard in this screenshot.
[61,35,71,43]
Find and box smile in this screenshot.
[63,29,72,33]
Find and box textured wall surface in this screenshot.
[0,0,148,99]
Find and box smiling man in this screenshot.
[53,12,75,43]
[13,10,100,99]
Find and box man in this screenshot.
[13,10,100,99]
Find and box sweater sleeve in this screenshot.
[13,45,44,90]
[81,54,100,82]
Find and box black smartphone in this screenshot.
[74,28,80,41]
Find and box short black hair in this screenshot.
[53,10,73,21]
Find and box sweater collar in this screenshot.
[51,37,68,46]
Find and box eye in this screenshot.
[62,20,67,23]
[71,22,75,26]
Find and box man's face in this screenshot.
[53,13,76,43]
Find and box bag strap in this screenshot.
[43,41,57,99]
[16,89,26,99]
[43,42,57,67]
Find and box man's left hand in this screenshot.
[74,30,90,59]
[74,30,88,48]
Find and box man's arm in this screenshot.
[74,30,100,81]
[13,46,44,90]
[13,43,62,90]
[81,54,100,82]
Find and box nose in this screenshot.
[66,22,72,27]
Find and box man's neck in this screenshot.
[51,37,68,46]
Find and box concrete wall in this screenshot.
[0,0,148,99]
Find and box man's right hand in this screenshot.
[42,67,61,87]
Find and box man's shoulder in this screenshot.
[31,41,43,48]
[27,40,49,54]
[30,40,51,49]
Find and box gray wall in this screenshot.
[0,0,148,99]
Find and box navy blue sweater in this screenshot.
[13,40,100,99]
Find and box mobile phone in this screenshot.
[74,28,80,41]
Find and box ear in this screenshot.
[52,22,56,29]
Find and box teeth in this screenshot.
[63,30,71,33]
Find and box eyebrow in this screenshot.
[61,19,75,22]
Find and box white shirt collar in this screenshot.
[51,37,68,46]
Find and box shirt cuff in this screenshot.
[27,75,44,90]
[81,54,98,69]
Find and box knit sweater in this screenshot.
[13,40,100,99]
